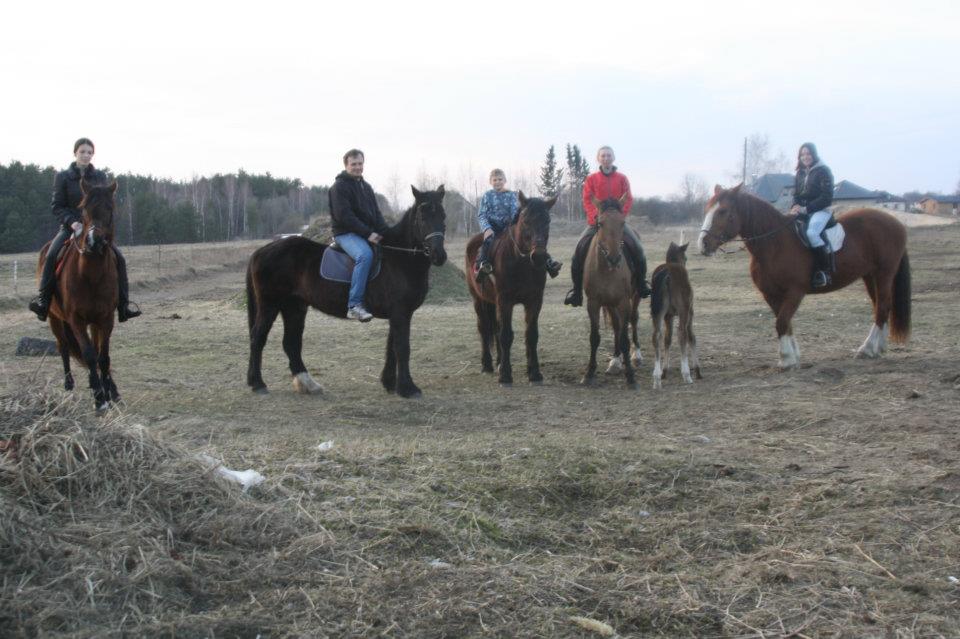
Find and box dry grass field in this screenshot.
[1,219,959,638]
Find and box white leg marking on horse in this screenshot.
[878,324,889,354]
[857,324,882,359]
[606,354,623,374]
[779,335,798,369]
[631,345,642,365]
[293,372,324,394]
[681,355,693,384]
[652,358,662,390]
[790,336,800,361]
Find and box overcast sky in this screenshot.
[2,0,958,204]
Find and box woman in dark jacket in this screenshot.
[28,138,141,322]
[790,142,835,288]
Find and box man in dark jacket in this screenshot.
[328,149,389,321]
[29,138,141,322]
[789,142,835,288]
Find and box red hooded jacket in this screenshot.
[582,168,633,226]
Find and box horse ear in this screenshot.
[518,190,528,206]
[411,185,422,200]
[590,196,601,208]
[618,193,629,207]
[714,184,724,196]
[109,180,118,194]
[668,241,678,250]
[543,195,558,211]
[436,184,445,199]
[679,242,689,252]
[731,182,744,194]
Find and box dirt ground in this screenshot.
[1,218,959,638]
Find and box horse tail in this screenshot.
[246,259,258,338]
[889,251,911,343]
[650,268,670,319]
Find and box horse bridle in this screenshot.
[700,209,795,251]
[380,201,444,256]
[596,208,625,268]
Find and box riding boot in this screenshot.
[115,247,141,322]
[811,245,832,289]
[545,253,562,278]
[474,234,494,282]
[623,233,652,299]
[28,233,66,321]
[564,228,595,307]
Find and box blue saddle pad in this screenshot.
[319,244,382,284]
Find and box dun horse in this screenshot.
[699,184,910,368]
[246,186,447,398]
[39,180,121,411]
[650,242,701,389]
[465,193,556,386]
[581,196,639,389]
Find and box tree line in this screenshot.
[0,161,380,253]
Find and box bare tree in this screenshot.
[735,133,790,185]
[678,173,709,205]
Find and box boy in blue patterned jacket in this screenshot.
[474,169,562,282]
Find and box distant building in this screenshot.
[747,173,795,211]
[750,174,919,214]
[832,180,884,210]
[918,195,960,216]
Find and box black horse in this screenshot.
[246,186,447,398]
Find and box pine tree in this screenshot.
[538,145,564,197]
[564,144,591,219]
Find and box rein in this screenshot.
[380,200,444,255]
[701,211,796,251]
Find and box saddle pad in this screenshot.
[319,246,381,284]
[823,224,846,253]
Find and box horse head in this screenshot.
[593,195,628,268]
[698,183,744,256]
[666,241,689,266]
[515,191,556,270]
[79,179,118,256]
[410,185,447,266]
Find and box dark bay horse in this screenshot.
[582,196,639,389]
[698,184,910,368]
[650,242,701,389]
[465,192,556,386]
[246,186,447,399]
[39,179,120,411]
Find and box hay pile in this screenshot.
[0,390,331,637]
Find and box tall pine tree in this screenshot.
[538,145,564,197]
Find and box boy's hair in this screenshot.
[489,168,506,180]
[343,149,365,165]
[596,145,615,159]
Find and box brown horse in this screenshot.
[650,241,701,389]
[581,195,638,389]
[465,192,556,386]
[698,184,910,368]
[246,186,447,399]
[39,179,120,411]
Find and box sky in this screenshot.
[2,0,958,205]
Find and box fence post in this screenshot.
[13,260,18,295]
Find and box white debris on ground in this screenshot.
[197,454,265,492]
[317,440,334,452]
[427,558,453,569]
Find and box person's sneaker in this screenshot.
[564,288,583,307]
[347,305,374,322]
[474,261,493,283]
[28,295,50,322]
[546,258,563,278]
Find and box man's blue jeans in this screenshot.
[334,233,373,308]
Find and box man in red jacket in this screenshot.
[564,146,650,307]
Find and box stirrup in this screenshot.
[118,301,142,322]
[811,271,831,289]
[564,288,583,307]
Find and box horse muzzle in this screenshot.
[697,231,716,256]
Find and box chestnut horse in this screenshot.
[581,196,638,389]
[39,180,121,411]
[650,241,701,389]
[698,184,910,368]
[465,192,556,386]
[246,186,447,399]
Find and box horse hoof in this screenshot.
[95,402,110,414]
[580,376,597,387]
[251,386,269,395]
[499,381,513,388]
[627,382,639,391]
[653,379,662,390]
[530,380,543,386]
[855,349,879,360]
[398,388,422,399]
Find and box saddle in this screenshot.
[53,237,75,277]
[794,214,845,254]
[319,240,382,284]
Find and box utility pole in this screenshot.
[742,137,747,186]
